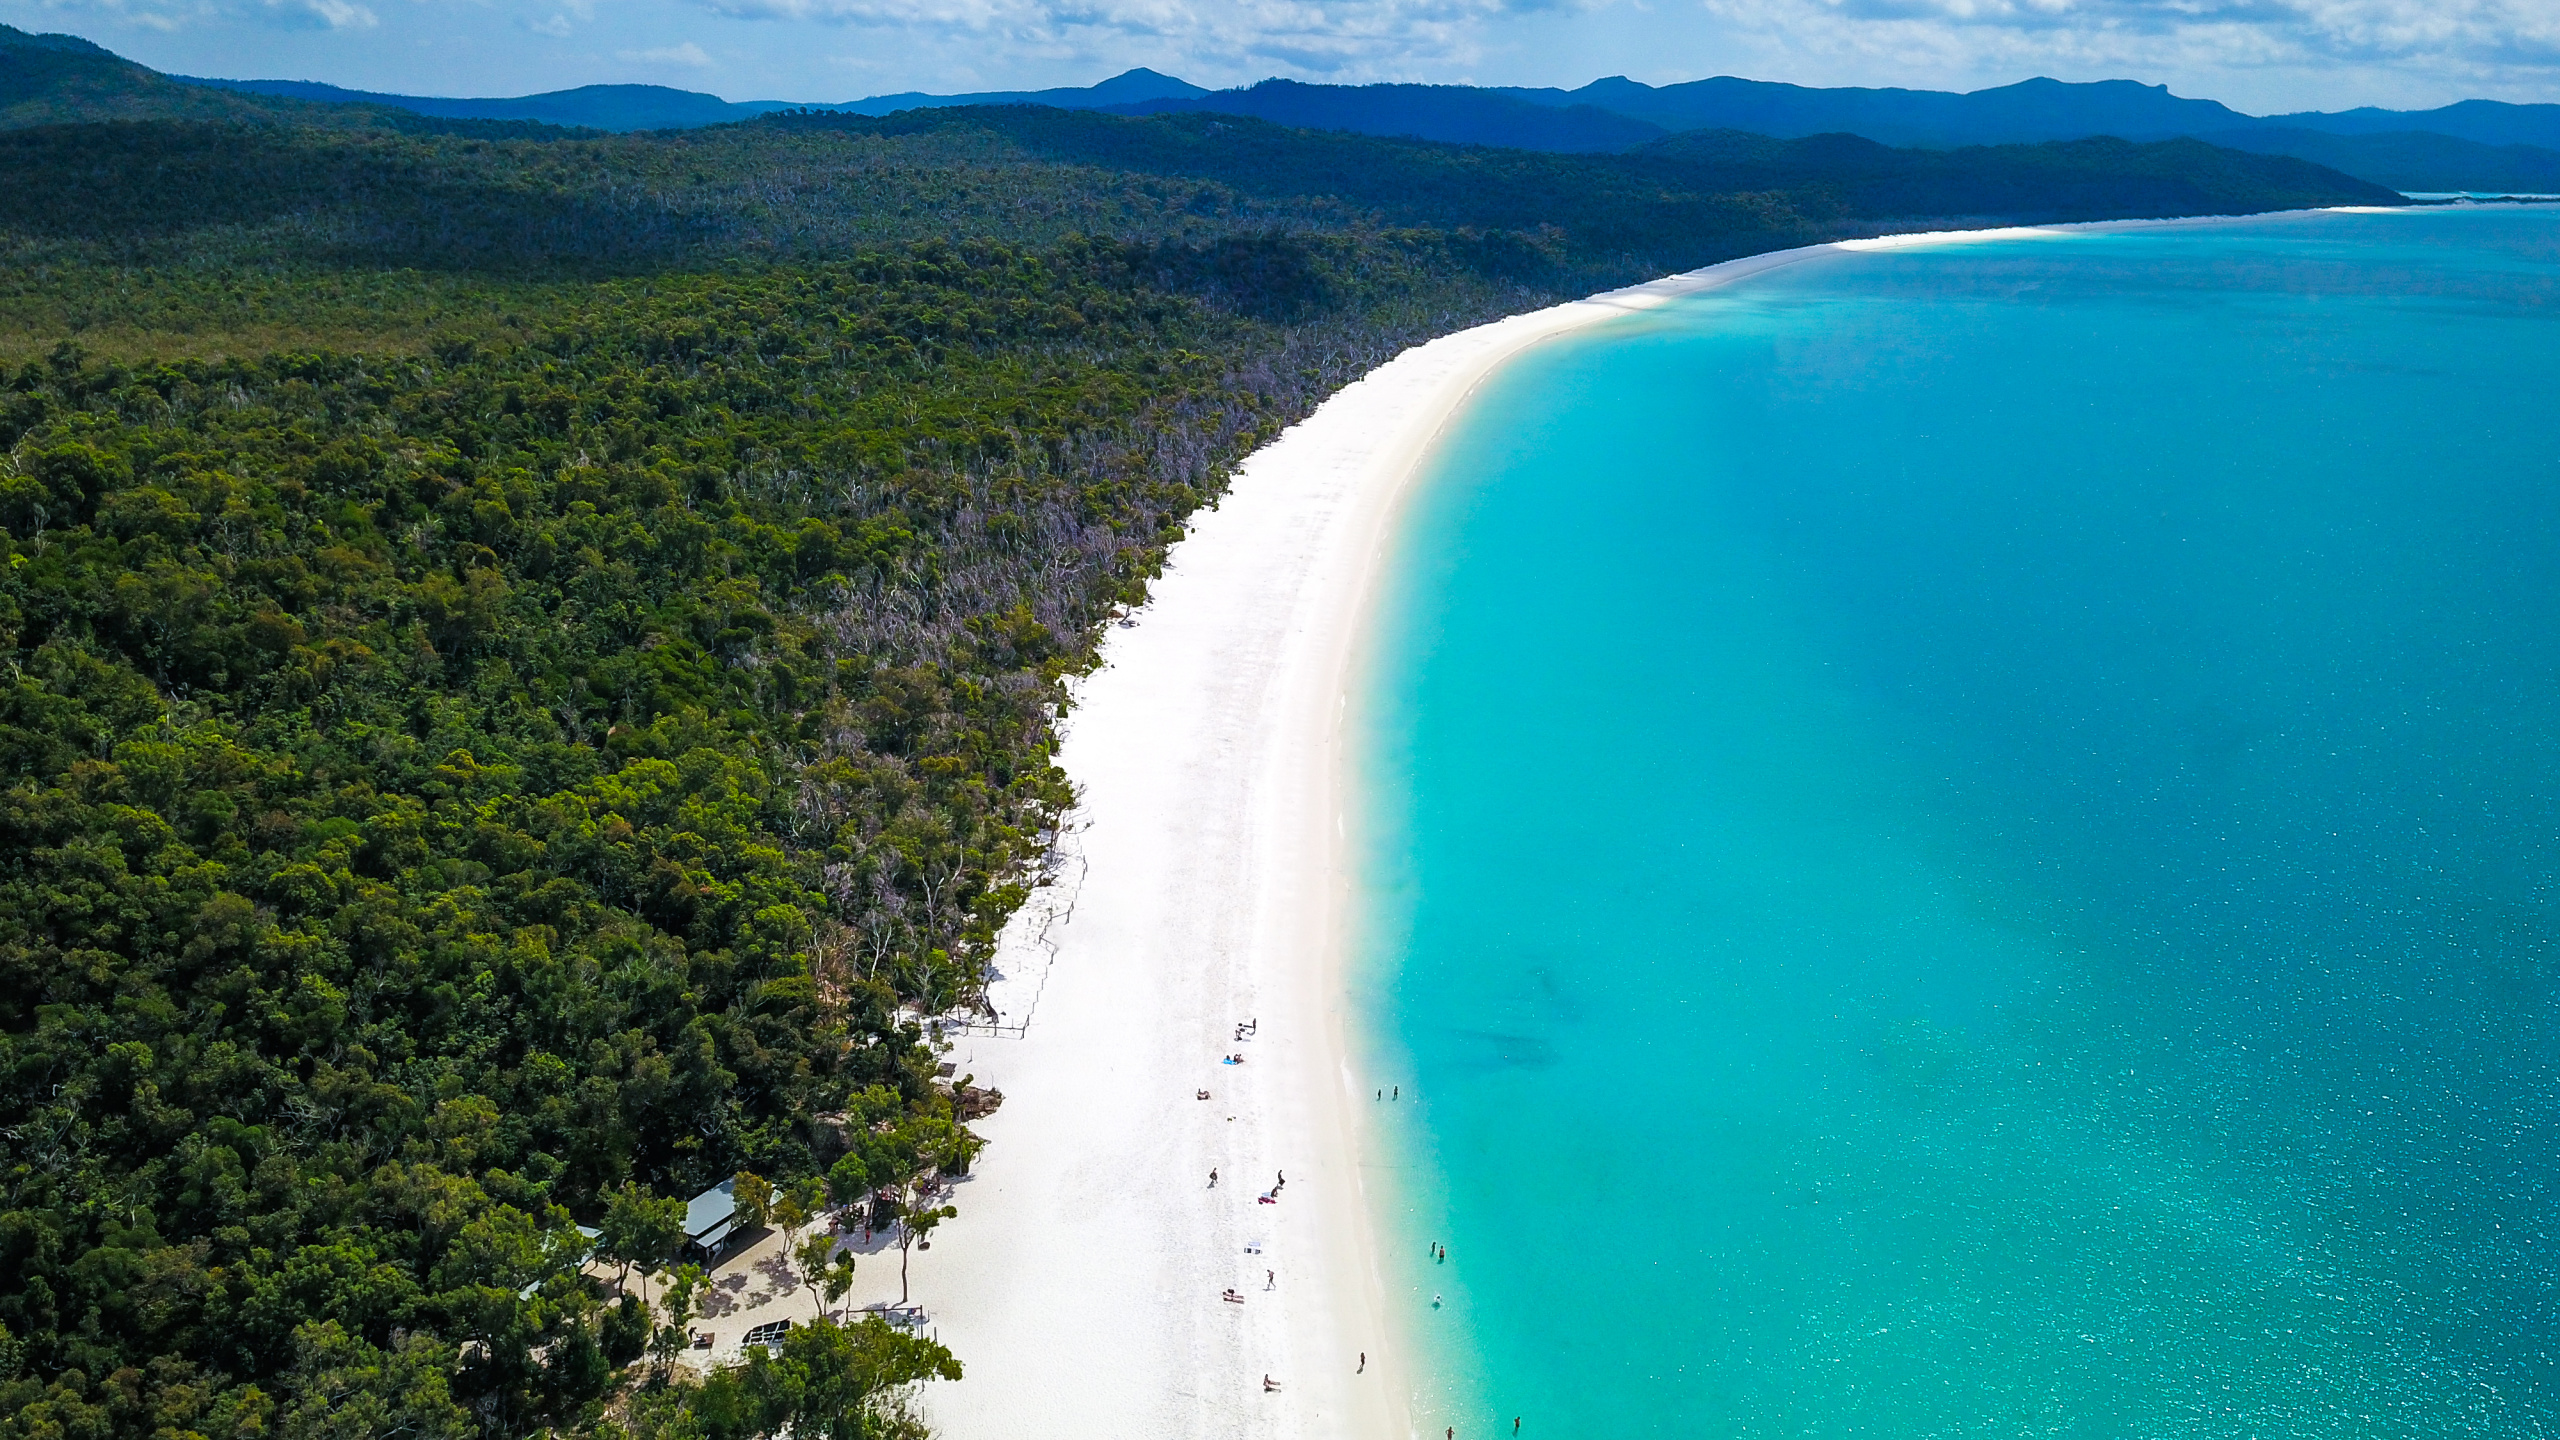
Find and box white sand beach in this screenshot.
[899,224,2211,1438]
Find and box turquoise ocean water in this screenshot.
[1354,207,2560,1436]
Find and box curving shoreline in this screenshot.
[905,214,2346,1439]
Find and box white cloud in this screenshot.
[619,38,715,64]
[30,0,375,31]
[526,11,570,34]
[286,0,373,26]
[1694,0,2560,95]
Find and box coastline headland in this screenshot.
[906,213,2355,1439]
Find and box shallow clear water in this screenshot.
[1355,208,2560,1437]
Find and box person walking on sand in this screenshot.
[1358,1352,1366,1374]
[1266,1268,1275,1289]
[1209,1169,1218,1188]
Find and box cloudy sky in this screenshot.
[6,0,2557,116]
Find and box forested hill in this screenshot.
[0,23,279,128]
[0,106,2398,280]
[0,102,2391,1440]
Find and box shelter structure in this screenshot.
[685,1177,741,1259]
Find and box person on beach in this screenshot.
[1209,1169,1218,1188]
[1264,1375,1281,1392]
[1266,1268,1275,1289]
[1358,1352,1366,1374]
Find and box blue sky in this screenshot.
[6,0,2557,116]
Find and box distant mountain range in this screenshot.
[1104,76,2560,192]
[828,66,1207,117]
[175,76,800,130]
[1502,74,2560,152]
[175,65,1211,132]
[5,19,2556,194]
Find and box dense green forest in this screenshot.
[0,66,2396,1440]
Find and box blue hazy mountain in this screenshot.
[177,76,800,130]
[1500,74,2560,155]
[1500,75,2251,148]
[1136,75,2560,192]
[173,66,1204,133]
[2262,99,2560,150]
[833,66,1205,116]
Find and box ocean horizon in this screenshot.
[1355,206,2560,1437]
